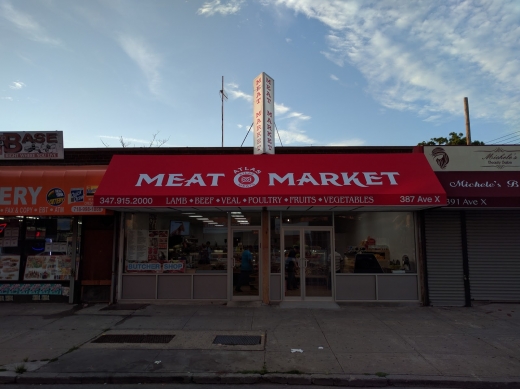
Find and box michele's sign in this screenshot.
[424,146,520,171]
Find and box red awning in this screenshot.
[93,154,446,209]
[435,171,520,208]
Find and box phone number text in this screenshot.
[98,197,153,205]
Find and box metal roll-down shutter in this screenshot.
[466,211,520,301]
[424,211,465,306]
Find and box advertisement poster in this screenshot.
[126,230,177,273]
[23,255,72,280]
[126,230,148,262]
[0,227,19,247]
[0,255,20,280]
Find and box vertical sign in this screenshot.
[253,72,275,155]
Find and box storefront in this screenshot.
[422,146,520,306]
[94,152,446,303]
[0,166,111,303]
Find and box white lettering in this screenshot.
[0,187,12,205]
[340,173,367,188]
[363,172,382,186]
[136,174,164,186]
[14,187,27,205]
[297,173,319,186]
[381,172,399,185]
[185,174,206,186]
[269,173,294,186]
[207,173,225,186]
[319,173,341,186]
[166,174,184,186]
[28,187,42,205]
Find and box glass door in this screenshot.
[283,228,333,300]
[231,229,260,298]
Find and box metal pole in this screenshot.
[222,76,224,147]
[464,97,471,145]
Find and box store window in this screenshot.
[334,212,417,274]
[1,216,75,282]
[281,212,332,226]
[124,212,228,274]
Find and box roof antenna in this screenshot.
[219,76,228,147]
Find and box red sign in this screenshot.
[94,154,446,208]
[435,171,520,208]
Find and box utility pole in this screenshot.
[219,76,228,147]
[464,97,471,145]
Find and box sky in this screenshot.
[1,0,520,149]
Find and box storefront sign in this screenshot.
[424,146,520,171]
[253,72,275,155]
[435,171,520,208]
[0,166,108,215]
[94,154,447,207]
[0,131,64,159]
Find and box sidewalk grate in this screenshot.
[213,335,261,346]
[92,334,174,344]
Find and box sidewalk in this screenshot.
[0,301,519,387]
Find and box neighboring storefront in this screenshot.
[0,165,110,303]
[422,145,520,306]
[93,153,447,303]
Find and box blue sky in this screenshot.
[1,0,519,148]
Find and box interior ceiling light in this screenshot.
[215,224,224,227]
[189,215,203,218]
[182,212,195,215]
[231,212,242,214]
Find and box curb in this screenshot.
[12,372,520,387]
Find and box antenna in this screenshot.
[219,76,228,147]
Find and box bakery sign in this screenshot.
[253,72,275,155]
[424,146,520,171]
[0,131,64,159]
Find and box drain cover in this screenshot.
[213,335,261,345]
[92,334,174,344]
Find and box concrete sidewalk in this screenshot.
[0,301,519,387]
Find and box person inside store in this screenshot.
[199,241,212,264]
[235,245,255,292]
[285,246,299,290]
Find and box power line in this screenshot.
[485,130,520,144]
[488,134,520,144]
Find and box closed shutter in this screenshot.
[466,211,520,301]
[424,211,465,306]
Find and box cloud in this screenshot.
[116,35,162,97]
[0,2,61,45]
[327,138,366,146]
[423,115,442,123]
[270,0,520,124]
[330,74,339,81]
[9,81,25,90]
[286,38,292,43]
[1,97,13,101]
[197,0,244,16]
[227,82,314,144]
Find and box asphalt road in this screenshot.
[0,386,459,389]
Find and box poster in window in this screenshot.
[0,255,21,280]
